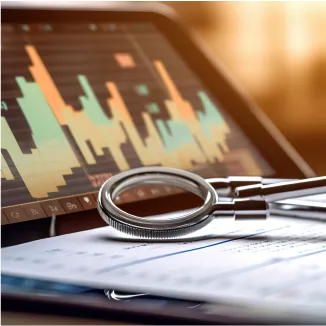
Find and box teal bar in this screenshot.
[16,77,68,143]
[156,119,194,152]
[78,74,113,125]
[197,91,226,137]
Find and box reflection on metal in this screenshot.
[104,289,203,309]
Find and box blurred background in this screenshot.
[8,1,325,174]
[164,1,326,175]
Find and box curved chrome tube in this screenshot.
[235,176,326,202]
[207,176,295,197]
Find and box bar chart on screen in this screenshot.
[1,23,272,208]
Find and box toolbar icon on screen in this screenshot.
[42,24,53,32]
[89,24,97,31]
[77,194,97,210]
[21,24,30,32]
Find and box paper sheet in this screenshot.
[2,212,326,311]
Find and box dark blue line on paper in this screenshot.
[97,226,289,274]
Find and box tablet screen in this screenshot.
[1,22,273,222]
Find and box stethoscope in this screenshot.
[97,166,326,240]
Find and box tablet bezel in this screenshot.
[1,2,314,179]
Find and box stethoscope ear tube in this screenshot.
[207,177,296,197]
[235,176,326,202]
[271,200,326,220]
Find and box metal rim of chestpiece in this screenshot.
[97,166,218,239]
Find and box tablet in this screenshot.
[1,2,314,228]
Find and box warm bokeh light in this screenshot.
[167,1,326,174]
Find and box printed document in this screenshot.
[2,211,326,311]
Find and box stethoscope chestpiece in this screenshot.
[97,166,218,239]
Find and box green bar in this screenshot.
[197,91,226,137]
[78,75,113,125]
[1,101,8,111]
[135,84,149,96]
[156,119,194,152]
[147,103,160,114]
[16,77,68,143]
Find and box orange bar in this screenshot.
[154,60,197,121]
[25,45,66,124]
